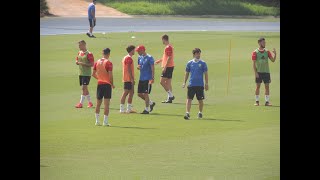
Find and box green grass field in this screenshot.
[40,31,280,180]
[103,0,280,16]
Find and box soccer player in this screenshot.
[252,37,277,106]
[155,34,175,103]
[92,48,114,126]
[75,40,94,108]
[86,0,96,38]
[136,45,156,114]
[182,48,208,120]
[120,45,136,113]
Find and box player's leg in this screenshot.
[95,85,103,125]
[148,83,156,112]
[87,19,93,36]
[126,82,136,113]
[167,67,174,101]
[103,98,111,126]
[196,86,205,119]
[120,83,130,113]
[254,73,262,106]
[137,81,145,100]
[160,77,169,92]
[83,76,93,107]
[103,84,112,126]
[263,73,272,106]
[184,87,195,120]
[76,76,85,108]
[264,83,272,106]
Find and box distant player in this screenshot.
[182,48,208,120]
[86,0,96,38]
[252,37,277,106]
[136,45,156,114]
[75,40,94,108]
[155,34,175,103]
[92,48,114,126]
[120,45,136,113]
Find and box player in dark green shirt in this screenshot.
[252,37,277,106]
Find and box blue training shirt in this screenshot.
[88,3,95,19]
[186,59,208,87]
[138,54,154,81]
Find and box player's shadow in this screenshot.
[198,118,244,122]
[268,105,280,107]
[40,164,49,167]
[110,125,157,130]
[149,113,182,117]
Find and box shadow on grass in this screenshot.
[198,118,244,122]
[110,125,157,130]
[40,164,49,167]
[148,112,182,117]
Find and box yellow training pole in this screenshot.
[227,40,232,95]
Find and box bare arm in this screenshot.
[151,64,155,79]
[253,61,259,78]
[127,64,134,84]
[182,72,189,88]
[204,72,209,91]
[92,69,97,79]
[109,71,114,88]
[269,48,277,62]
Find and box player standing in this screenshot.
[120,45,136,113]
[136,45,156,114]
[92,48,114,126]
[252,37,277,106]
[86,0,96,38]
[75,40,94,108]
[182,48,209,120]
[155,34,175,103]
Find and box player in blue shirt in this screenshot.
[86,0,96,38]
[182,48,209,120]
[136,45,156,114]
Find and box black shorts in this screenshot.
[255,72,271,84]
[138,80,152,94]
[161,67,174,79]
[79,75,91,86]
[188,86,205,100]
[124,82,133,90]
[97,84,112,100]
[89,18,96,27]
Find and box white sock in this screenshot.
[127,104,132,111]
[120,104,125,112]
[104,115,108,124]
[186,112,190,114]
[95,113,100,123]
[86,95,92,103]
[167,90,173,98]
[145,107,149,111]
[255,95,259,101]
[265,95,270,102]
[199,111,202,114]
[149,100,153,105]
[80,95,85,104]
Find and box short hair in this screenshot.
[162,34,169,41]
[126,45,136,53]
[258,37,265,43]
[78,40,86,44]
[192,48,201,54]
[103,48,111,55]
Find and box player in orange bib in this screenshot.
[120,45,136,113]
[155,34,175,103]
[92,48,114,126]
